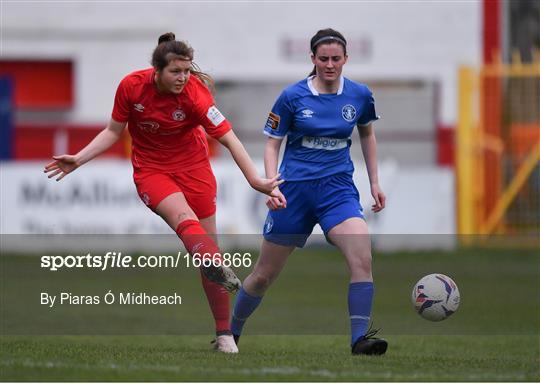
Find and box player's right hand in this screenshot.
[44,155,80,181]
[250,173,284,197]
[266,187,287,210]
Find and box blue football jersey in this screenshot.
[263,76,379,181]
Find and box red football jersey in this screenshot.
[112,68,231,171]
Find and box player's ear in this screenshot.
[310,53,316,65]
[344,54,348,64]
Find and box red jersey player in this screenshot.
[44,32,282,353]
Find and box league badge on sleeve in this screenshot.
[265,112,281,131]
[207,106,226,126]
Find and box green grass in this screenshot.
[1,246,539,380]
[1,335,538,381]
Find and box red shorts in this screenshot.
[133,163,217,219]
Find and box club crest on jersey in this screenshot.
[342,104,356,122]
[172,108,186,121]
[265,112,280,130]
[133,103,145,112]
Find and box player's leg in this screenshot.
[167,164,242,293]
[244,239,295,296]
[155,192,241,293]
[199,216,217,242]
[327,217,372,282]
[173,165,238,352]
[231,179,314,343]
[134,171,238,352]
[318,174,386,355]
[230,239,295,342]
[327,218,387,355]
[155,196,238,352]
[198,214,238,353]
[171,164,242,293]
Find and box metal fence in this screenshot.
[457,54,540,237]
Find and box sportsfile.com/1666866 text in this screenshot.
[40,251,253,271]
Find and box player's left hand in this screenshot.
[370,183,386,212]
[250,174,284,197]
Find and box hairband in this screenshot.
[311,36,347,51]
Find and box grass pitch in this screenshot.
[1,335,538,381]
[1,245,539,381]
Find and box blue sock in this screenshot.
[348,281,374,346]
[230,287,263,336]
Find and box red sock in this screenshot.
[200,271,231,334]
[175,219,222,262]
[176,219,230,334]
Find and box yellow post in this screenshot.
[456,67,477,234]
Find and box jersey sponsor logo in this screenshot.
[133,103,145,112]
[206,105,226,126]
[342,104,356,122]
[159,128,183,136]
[265,112,280,130]
[172,108,186,121]
[301,109,314,118]
[301,136,349,150]
[137,121,160,134]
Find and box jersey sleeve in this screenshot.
[193,81,232,139]
[357,87,380,126]
[263,90,294,139]
[111,77,131,122]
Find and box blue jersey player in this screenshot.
[231,28,387,355]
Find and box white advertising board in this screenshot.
[1,160,455,250]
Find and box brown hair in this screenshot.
[308,28,348,77]
[152,32,214,89]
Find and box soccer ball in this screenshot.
[411,273,460,321]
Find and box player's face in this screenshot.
[156,59,191,94]
[311,43,348,83]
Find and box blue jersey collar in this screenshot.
[307,75,344,96]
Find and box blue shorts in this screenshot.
[263,173,364,247]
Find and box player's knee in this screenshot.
[350,251,372,275]
[250,271,273,293]
[174,211,197,227]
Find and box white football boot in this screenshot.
[212,335,239,354]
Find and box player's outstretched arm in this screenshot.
[357,123,386,212]
[264,137,287,210]
[44,119,127,181]
[217,130,283,197]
